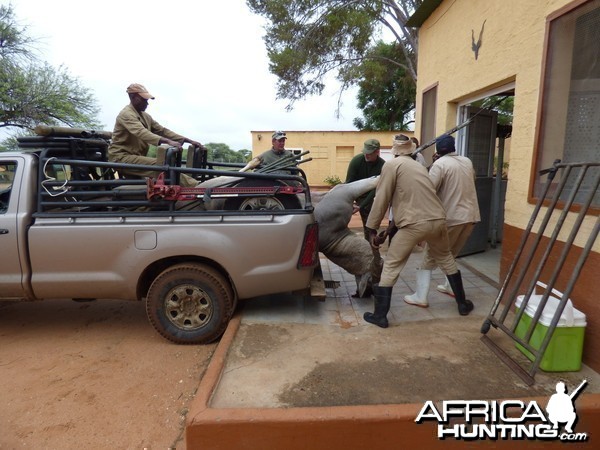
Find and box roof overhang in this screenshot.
[406,0,444,27]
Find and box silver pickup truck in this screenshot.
[0,131,319,344]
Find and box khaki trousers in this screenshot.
[421,223,475,270]
[111,153,197,188]
[379,219,457,287]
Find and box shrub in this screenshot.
[323,175,342,186]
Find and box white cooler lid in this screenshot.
[516,282,586,327]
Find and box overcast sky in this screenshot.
[10,0,363,150]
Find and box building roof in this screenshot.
[406,0,444,27]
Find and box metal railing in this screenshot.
[480,160,599,385]
[23,136,312,217]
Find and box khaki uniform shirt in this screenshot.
[108,104,185,161]
[428,153,481,227]
[366,155,446,230]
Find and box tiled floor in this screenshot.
[458,244,502,286]
[242,246,500,328]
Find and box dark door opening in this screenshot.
[458,95,513,256]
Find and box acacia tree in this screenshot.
[246,0,421,116]
[0,4,100,149]
[353,41,415,130]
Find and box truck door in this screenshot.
[0,158,25,297]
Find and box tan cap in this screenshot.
[126,83,155,100]
[392,134,416,156]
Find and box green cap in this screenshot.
[362,139,381,154]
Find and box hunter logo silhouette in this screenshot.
[546,379,587,433]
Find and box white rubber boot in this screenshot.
[437,278,455,298]
[404,269,431,308]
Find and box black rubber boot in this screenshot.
[446,271,474,316]
[363,285,392,328]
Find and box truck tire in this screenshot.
[223,194,301,211]
[222,179,302,211]
[146,263,234,344]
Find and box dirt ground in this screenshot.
[0,298,216,449]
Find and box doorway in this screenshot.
[456,88,514,265]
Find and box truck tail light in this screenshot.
[297,222,319,269]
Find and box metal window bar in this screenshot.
[480,160,599,385]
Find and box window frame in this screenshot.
[420,82,438,146]
[530,0,600,214]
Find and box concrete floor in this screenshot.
[187,238,600,449]
[459,244,502,285]
[209,244,599,409]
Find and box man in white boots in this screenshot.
[404,134,480,308]
[363,135,474,329]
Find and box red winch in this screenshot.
[146,173,305,201]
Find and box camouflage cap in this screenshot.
[272,131,287,140]
[362,139,381,154]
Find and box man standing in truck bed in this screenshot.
[108,83,204,187]
[254,131,298,176]
[258,131,292,166]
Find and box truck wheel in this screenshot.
[222,179,302,210]
[146,263,234,344]
[223,194,301,211]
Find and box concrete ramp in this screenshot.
[186,255,600,449]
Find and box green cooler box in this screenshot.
[514,283,586,372]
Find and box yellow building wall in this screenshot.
[250,131,413,187]
[414,0,596,251]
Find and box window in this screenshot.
[535,0,600,207]
[420,84,438,147]
[0,162,17,214]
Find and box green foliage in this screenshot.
[151,143,251,164]
[0,4,101,150]
[237,149,252,161]
[0,61,101,130]
[0,4,35,62]
[472,96,514,126]
[353,41,415,130]
[323,174,342,186]
[205,143,251,164]
[246,0,421,112]
[494,157,509,179]
[0,134,19,152]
